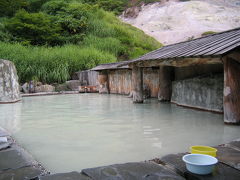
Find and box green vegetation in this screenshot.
[201,31,217,36]
[83,0,160,15]
[0,0,161,83]
[0,42,116,83]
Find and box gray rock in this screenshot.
[22,83,29,93]
[0,166,43,180]
[19,85,23,92]
[0,149,32,171]
[0,136,13,151]
[54,83,71,92]
[39,172,92,180]
[0,59,21,103]
[0,144,41,172]
[82,162,185,180]
[66,80,81,91]
[0,142,11,151]
[35,85,55,93]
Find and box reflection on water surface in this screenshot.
[0,94,239,173]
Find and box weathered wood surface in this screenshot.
[129,57,222,68]
[98,71,109,94]
[158,66,174,101]
[132,66,143,103]
[108,69,132,95]
[223,57,240,124]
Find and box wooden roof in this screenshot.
[119,27,240,66]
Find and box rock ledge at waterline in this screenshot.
[0,59,21,103]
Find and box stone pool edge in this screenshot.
[0,127,49,179]
[21,91,80,97]
[1,124,240,180]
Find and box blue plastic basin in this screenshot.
[182,154,218,175]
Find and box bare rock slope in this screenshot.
[120,0,240,45]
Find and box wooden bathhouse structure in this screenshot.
[92,27,240,125]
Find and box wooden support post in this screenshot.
[223,57,240,124]
[158,66,174,101]
[98,70,109,94]
[132,66,143,103]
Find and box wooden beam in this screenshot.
[129,57,222,68]
[132,66,143,103]
[226,51,240,63]
[158,66,174,101]
[98,70,109,94]
[223,57,240,124]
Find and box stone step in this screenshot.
[81,162,185,180]
[38,172,91,180]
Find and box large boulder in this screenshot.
[66,80,81,91]
[0,60,21,103]
[35,84,55,93]
[54,83,71,92]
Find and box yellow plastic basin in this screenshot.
[190,146,217,157]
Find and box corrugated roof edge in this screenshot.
[91,61,129,71]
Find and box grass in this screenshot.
[0,42,116,83]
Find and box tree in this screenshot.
[5,10,61,45]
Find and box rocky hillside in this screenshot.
[120,0,240,45]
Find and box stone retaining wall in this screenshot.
[171,74,224,112]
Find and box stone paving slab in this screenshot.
[22,91,79,97]
[0,166,43,180]
[160,153,187,176]
[82,162,185,180]
[38,172,92,180]
[0,145,39,172]
[184,163,240,180]
[215,146,240,170]
[0,149,32,171]
[228,139,240,150]
[160,153,240,180]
